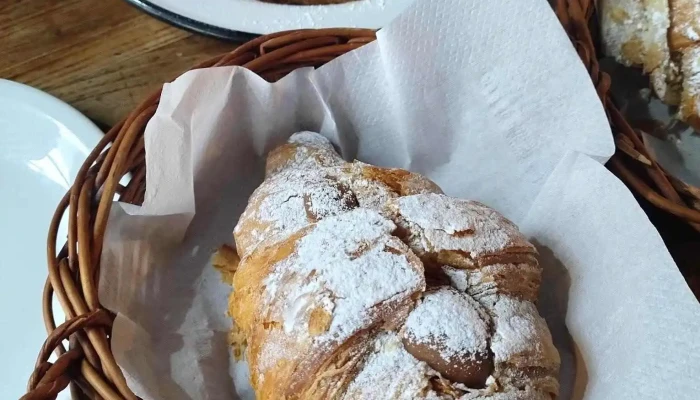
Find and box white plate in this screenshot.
[126,0,414,38]
[0,79,102,399]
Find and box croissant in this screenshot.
[601,0,700,128]
[229,132,560,399]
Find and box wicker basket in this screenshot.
[22,1,700,399]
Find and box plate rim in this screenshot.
[123,0,259,41]
[0,79,103,400]
[122,0,409,39]
[0,79,103,144]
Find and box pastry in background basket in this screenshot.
[224,131,560,399]
[601,0,700,128]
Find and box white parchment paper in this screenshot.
[97,0,700,399]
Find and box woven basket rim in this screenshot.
[22,2,700,398]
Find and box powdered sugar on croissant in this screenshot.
[388,194,542,302]
[229,132,560,399]
[232,209,425,398]
[265,131,345,177]
[234,132,443,259]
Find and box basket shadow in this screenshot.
[533,241,588,400]
[135,168,263,399]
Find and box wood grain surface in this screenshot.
[0,0,238,129]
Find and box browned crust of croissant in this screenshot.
[669,0,700,51]
[357,164,444,196]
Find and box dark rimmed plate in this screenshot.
[123,0,413,40]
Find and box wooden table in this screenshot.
[0,0,238,129]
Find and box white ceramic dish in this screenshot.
[125,0,413,39]
[0,79,102,399]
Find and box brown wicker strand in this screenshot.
[93,105,158,269]
[228,30,293,58]
[122,166,146,203]
[75,331,104,377]
[607,100,700,230]
[246,36,342,72]
[26,310,111,397]
[80,361,121,400]
[259,28,372,52]
[610,157,700,223]
[32,311,112,380]
[35,349,82,389]
[126,136,145,170]
[78,174,99,311]
[85,329,133,400]
[46,194,77,323]
[81,113,149,399]
[95,106,151,187]
[22,348,81,400]
[69,124,122,272]
[281,42,368,63]
[608,106,690,203]
[71,374,103,400]
[347,36,376,44]
[41,277,66,357]
[614,134,652,166]
[213,52,257,69]
[59,260,91,322]
[43,276,106,374]
[58,259,106,374]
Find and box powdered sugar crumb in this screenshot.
[333,161,400,211]
[342,332,438,400]
[265,131,344,178]
[488,296,559,367]
[393,194,531,257]
[257,329,294,374]
[442,266,470,292]
[673,0,700,44]
[234,167,355,256]
[403,287,489,361]
[601,0,645,63]
[288,131,335,149]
